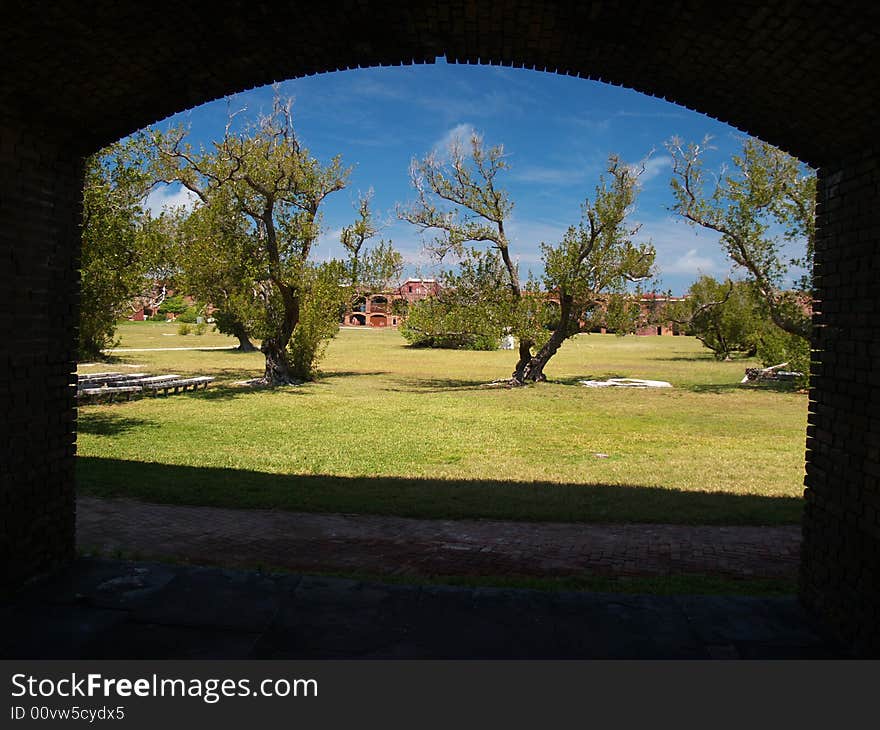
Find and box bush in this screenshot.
[285,263,349,380]
[176,305,201,323]
[194,322,207,336]
[756,326,810,388]
[147,313,166,322]
[177,323,192,336]
[158,295,188,315]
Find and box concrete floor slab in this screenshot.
[1,559,849,660]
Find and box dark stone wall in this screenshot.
[803,151,880,655]
[2,1,878,167]
[0,125,80,591]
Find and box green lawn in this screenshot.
[77,322,808,525]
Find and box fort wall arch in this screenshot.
[2,1,878,654]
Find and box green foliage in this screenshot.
[286,260,351,379]
[400,133,525,360]
[400,136,653,381]
[149,92,351,384]
[400,248,510,350]
[340,192,404,297]
[754,316,811,388]
[194,322,208,336]
[176,304,203,323]
[601,292,645,335]
[672,277,763,360]
[668,135,815,383]
[79,139,159,358]
[158,295,187,314]
[147,313,166,322]
[177,322,192,336]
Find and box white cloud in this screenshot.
[664,248,721,275]
[640,155,672,182]
[432,123,477,158]
[509,165,588,186]
[142,184,200,217]
[635,216,728,284]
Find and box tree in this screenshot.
[521,157,655,381]
[400,133,653,384]
[340,192,404,301]
[671,276,763,360]
[399,133,535,379]
[80,138,175,359]
[667,136,815,379]
[149,95,350,384]
[176,190,260,352]
[400,247,511,350]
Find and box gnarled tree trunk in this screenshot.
[519,294,574,383]
[230,320,257,352]
[259,284,300,385]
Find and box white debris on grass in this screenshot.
[580,378,673,389]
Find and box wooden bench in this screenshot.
[78,385,143,403]
[76,373,213,401]
[142,376,214,396]
[77,373,149,390]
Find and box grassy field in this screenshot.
[77,321,808,525]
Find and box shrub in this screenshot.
[194,322,207,336]
[177,323,192,336]
[176,305,202,323]
[158,295,188,315]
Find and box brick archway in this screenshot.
[2,1,878,654]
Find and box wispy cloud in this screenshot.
[663,248,721,275]
[432,123,477,158]
[142,184,200,216]
[635,216,728,284]
[509,165,589,186]
[558,114,612,133]
[640,155,672,182]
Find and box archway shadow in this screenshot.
[76,457,803,526]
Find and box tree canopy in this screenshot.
[400,133,653,384]
[79,138,166,358]
[667,136,815,380]
[148,95,352,383]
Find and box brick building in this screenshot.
[344,278,441,328]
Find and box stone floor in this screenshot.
[76,497,801,580]
[1,559,846,659]
[2,499,837,659]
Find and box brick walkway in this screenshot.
[76,497,801,581]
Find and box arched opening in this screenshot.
[368,296,389,314]
[2,3,878,656]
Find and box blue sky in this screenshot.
[142,59,803,294]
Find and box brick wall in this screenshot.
[0,124,80,591]
[802,151,880,655]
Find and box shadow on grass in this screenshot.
[688,381,804,395]
[384,376,497,393]
[77,413,157,436]
[651,354,727,362]
[319,370,389,379]
[76,457,803,526]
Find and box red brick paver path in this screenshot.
[76,496,801,581]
